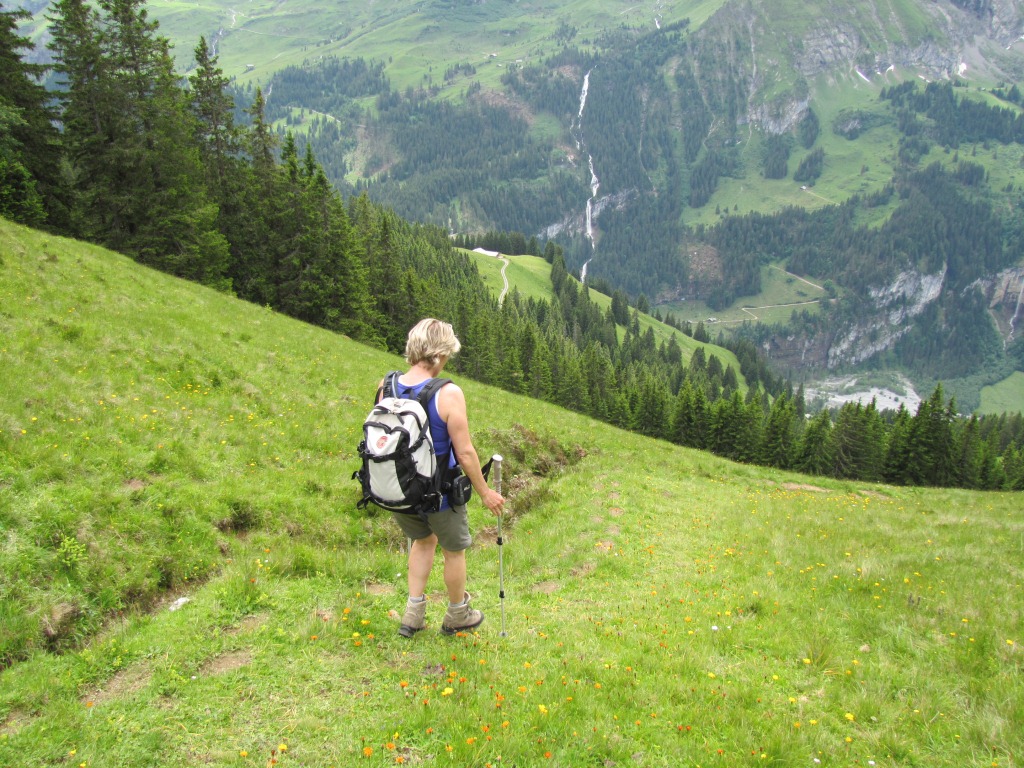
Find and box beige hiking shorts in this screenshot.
[391,504,472,552]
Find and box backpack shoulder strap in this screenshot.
[415,377,452,410]
[417,377,455,481]
[377,370,403,403]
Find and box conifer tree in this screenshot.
[245,87,277,174]
[48,0,229,286]
[609,390,633,430]
[0,3,59,226]
[279,158,373,339]
[905,385,955,486]
[793,384,806,419]
[529,343,554,402]
[188,37,240,193]
[0,99,45,225]
[555,344,590,414]
[709,390,756,461]
[975,432,1004,490]
[1001,445,1023,491]
[762,392,797,469]
[582,342,615,420]
[795,409,834,476]
[500,336,526,395]
[883,404,913,484]
[737,395,765,463]
[46,0,105,234]
[953,414,983,489]
[633,373,670,439]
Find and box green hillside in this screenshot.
[463,247,748,378]
[979,371,1024,416]
[13,0,725,88]
[149,0,727,89]
[2,220,1022,767]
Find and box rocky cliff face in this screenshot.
[979,266,1024,344]
[540,189,637,241]
[760,329,835,371]
[761,266,952,371]
[730,0,1024,134]
[828,267,947,367]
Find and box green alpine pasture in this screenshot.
[661,263,829,329]
[979,372,1024,416]
[1,217,1022,767]
[137,0,725,91]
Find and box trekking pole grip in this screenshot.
[492,454,503,495]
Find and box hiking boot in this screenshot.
[398,597,427,638]
[440,592,484,636]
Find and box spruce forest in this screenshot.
[3,0,1024,491]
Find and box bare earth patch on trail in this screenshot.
[1,710,33,738]
[571,561,597,578]
[224,613,268,635]
[859,489,892,500]
[201,650,252,677]
[780,482,827,492]
[533,581,561,594]
[86,664,152,707]
[477,526,499,546]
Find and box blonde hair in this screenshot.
[404,318,461,367]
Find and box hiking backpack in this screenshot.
[353,371,453,516]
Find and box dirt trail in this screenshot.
[498,256,510,304]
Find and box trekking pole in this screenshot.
[492,454,507,637]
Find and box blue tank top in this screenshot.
[393,376,457,509]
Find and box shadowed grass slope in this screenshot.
[0,217,1022,767]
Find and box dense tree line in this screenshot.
[131,35,1021,404]
[882,80,1024,148]
[798,108,819,148]
[990,83,1022,107]
[451,230,548,259]
[761,134,791,179]
[500,47,591,119]
[356,89,583,237]
[792,147,824,183]
[3,0,482,346]
[459,266,1024,490]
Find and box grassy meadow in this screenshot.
[660,263,828,331]
[979,372,1024,416]
[130,0,727,92]
[1,217,1023,767]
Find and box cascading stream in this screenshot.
[572,69,600,284]
[1008,277,1024,345]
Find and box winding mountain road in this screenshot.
[497,255,510,305]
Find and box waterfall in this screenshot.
[1009,277,1024,345]
[573,70,599,284]
[577,70,590,121]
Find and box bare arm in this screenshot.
[438,383,505,515]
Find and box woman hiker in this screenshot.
[379,318,505,636]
